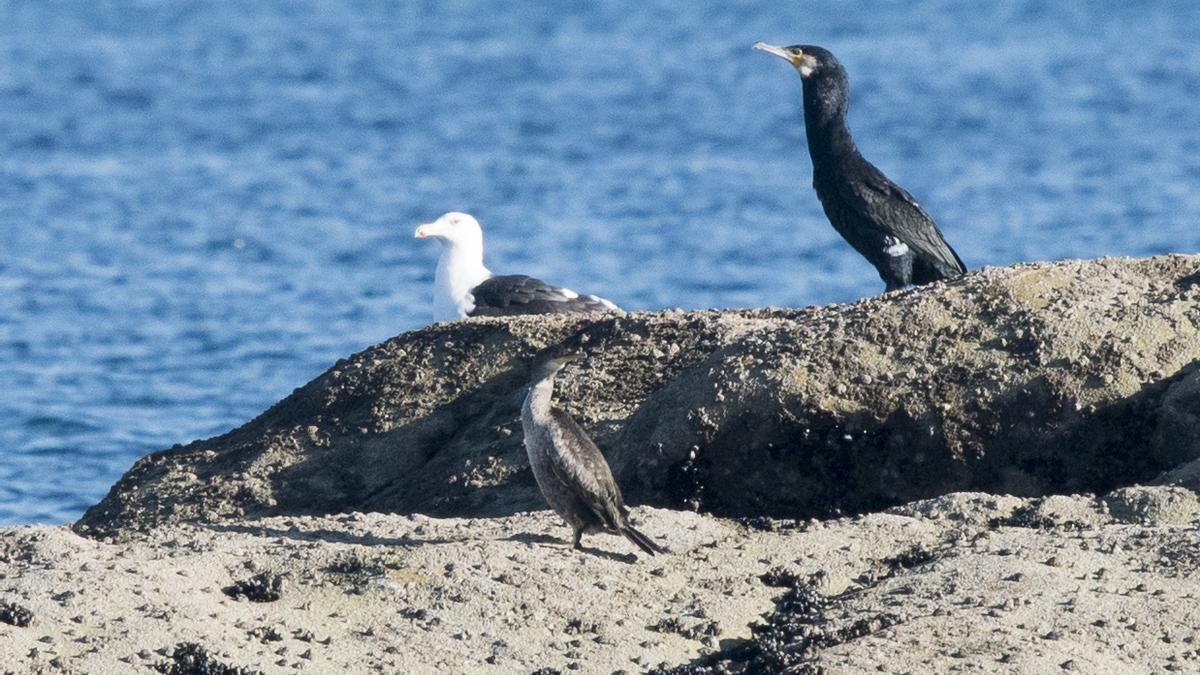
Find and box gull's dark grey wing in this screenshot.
[467,275,619,317]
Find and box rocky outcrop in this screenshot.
[75,255,1200,540]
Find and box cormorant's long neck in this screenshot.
[802,80,857,161]
[522,373,556,423]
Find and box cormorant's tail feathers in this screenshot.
[948,245,968,275]
[621,526,667,556]
[912,251,967,285]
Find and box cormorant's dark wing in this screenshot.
[467,275,619,317]
[545,408,628,529]
[851,165,967,280]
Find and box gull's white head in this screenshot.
[414,211,484,249]
[414,211,492,323]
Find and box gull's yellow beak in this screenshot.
[414,224,435,239]
[753,42,799,66]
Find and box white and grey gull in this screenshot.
[414,212,620,322]
[521,354,665,556]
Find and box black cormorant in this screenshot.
[520,355,665,556]
[415,212,620,322]
[754,43,967,291]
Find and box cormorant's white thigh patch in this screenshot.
[884,237,910,257]
[559,287,579,299]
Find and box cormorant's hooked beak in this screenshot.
[534,353,582,379]
[753,42,799,66]
[549,354,583,368]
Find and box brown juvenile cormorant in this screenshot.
[754,43,967,291]
[520,355,665,556]
[415,212,620,323]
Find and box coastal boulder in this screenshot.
[76,255,1200,539]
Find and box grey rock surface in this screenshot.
[76,255,1200,540]
[6,490,1200,673]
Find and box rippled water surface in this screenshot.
[2,2,1199,524]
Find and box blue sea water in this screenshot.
[1,2,1198,525]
